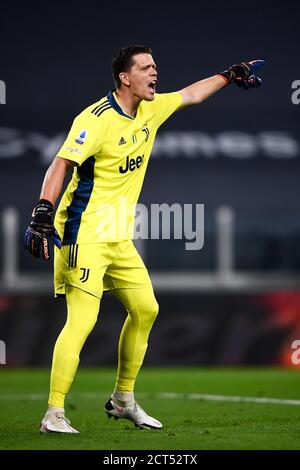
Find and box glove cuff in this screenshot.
[219,70,235,84]
[39,199,53,209]
[32,200,54,221]
[219,63,251,84]
[218,73,230,85]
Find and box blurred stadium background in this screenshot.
[0,0,300,451]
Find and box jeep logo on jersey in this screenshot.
[75,129,88,145]
[119,155,144,174]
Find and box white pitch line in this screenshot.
[160,392,300,406]
[0,391,300,406]
[0,394,47,400]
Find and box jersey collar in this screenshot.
[107,90,136,120]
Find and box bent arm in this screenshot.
[39,156,75,205]
[178,74,227,107]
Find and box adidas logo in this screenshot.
[118,137,126,145]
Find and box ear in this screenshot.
[119,72,130,86]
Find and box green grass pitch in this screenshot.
[0,368,300,450]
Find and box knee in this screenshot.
[152,299,159,319]
[141,298,159,326]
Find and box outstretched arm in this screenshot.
[178,59,266,107]
[178,74,226,107]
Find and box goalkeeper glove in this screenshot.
[24,199,62,260]
[219,59,266,89]
[235,74,262,90]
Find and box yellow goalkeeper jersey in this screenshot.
[55,90,182,244]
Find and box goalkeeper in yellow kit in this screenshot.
[24,45,265,433]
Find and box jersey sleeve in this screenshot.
[152,92,183,128]
[56,111,104,166]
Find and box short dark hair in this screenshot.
[112,45,152,88]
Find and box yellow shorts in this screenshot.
[54,240,152,299]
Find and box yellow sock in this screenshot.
[48,285,100,407]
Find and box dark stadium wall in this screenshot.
[0,292,299,367]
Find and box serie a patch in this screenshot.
[75,129,88,145]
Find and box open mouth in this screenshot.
[148,80,157,92]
